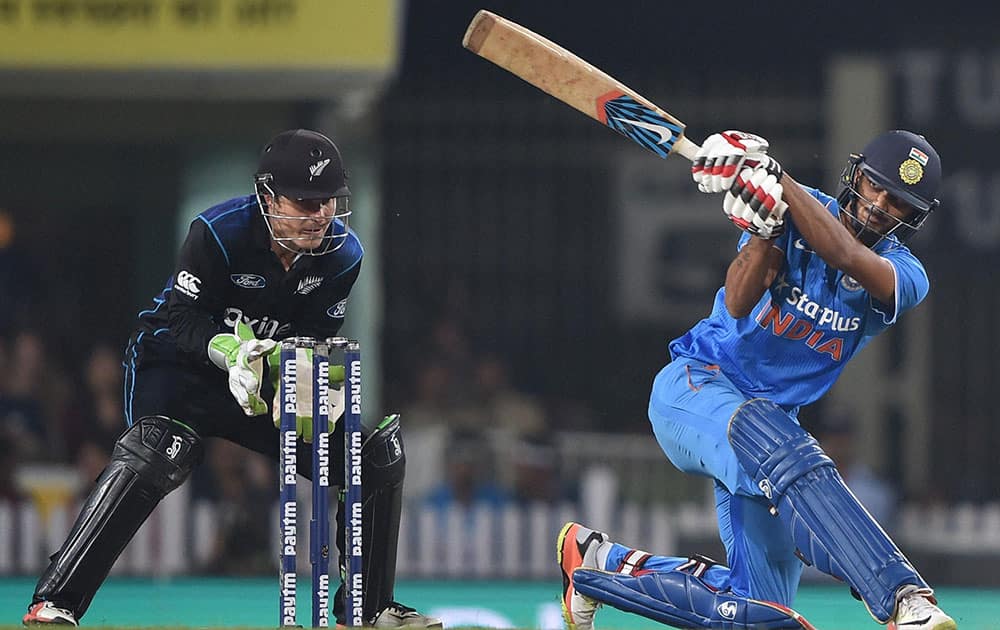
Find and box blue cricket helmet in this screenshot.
[857,130,941,212]
[837,130,942,247]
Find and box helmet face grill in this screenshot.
[837,164,929,250]
[255,176,351,256]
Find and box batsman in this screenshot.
[559,131,956,629]
[23,129,441,628]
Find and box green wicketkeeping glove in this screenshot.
[266,347,345,390]
[269,346,346,443]
[207,321,276,417]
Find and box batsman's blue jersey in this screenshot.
[668,186,928,409]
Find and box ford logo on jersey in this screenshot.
[231,274,266,289]
[327,299,348,318]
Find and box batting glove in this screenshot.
[691,130,770,193]
[208,320,276,417]
[724,156,788,240]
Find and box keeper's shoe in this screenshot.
[372,601,443,628]
[22,602,78,626]
[888,587,956,630]
[557,522,610,630]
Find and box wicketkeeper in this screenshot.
[23,129,441,629]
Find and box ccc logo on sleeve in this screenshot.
[174,270,202,299]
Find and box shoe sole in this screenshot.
[887,622,957,630]
[22,602,77,626]
[22,618,76,627]
[557,521,584,630]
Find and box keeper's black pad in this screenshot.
[32,416,203,618]
[334,414,405,623]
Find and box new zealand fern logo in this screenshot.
[296,275,323,295]
[309,159,331,180]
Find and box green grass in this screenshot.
[3,577,998,629]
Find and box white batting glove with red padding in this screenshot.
[691,131,770,193]
[724,157,788,240]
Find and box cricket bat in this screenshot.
[462,10,700,162]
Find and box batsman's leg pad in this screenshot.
[335,413,405,624]
[728,399,926,622]
[33,416,203,618]
[573,568,815,629]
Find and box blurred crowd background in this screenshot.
[0,0,997,587]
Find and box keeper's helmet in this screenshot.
[254,129,352,255]
[836,130,941,249]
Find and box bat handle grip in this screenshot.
[673,135,701,162]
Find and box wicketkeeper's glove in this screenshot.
[268,345,345,443]
[208,321,276,417]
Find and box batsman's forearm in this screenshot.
[724,237,778,318]
[783,176,860,271]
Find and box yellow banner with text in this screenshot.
[0,0,398,69]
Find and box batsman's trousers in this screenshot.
[640,357,804,606]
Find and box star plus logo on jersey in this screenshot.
[174,270,201,299]
[754,274,861,362]
[783,286,861,332]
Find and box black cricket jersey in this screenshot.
[131,195,363,367]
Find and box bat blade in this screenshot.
[462,10,699,161]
